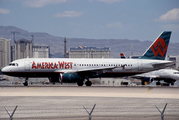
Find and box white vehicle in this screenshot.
[133,69,179,85]
[2,31,174,86]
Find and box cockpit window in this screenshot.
[9,63,18,66]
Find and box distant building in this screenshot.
[15,39,33,60]
[33,46,50,58]
[169,55,179,69]
[0,38,11,68]
[69,46,110,58]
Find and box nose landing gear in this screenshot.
[23,77,28,86]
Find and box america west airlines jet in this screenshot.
[120,53,179,86]
[2,31,174,86]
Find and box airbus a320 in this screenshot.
[2,31,174,86]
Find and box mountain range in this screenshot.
[0,26,179,58]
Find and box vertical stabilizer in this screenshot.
[139,31,171,60]
[120,53,126,59]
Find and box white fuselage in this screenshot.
[135,69,179,81]
[2,58,174,78]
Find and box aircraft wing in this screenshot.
[132,75,158,80]
[54,66,118,73]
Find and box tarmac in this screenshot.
[0,85,179,119]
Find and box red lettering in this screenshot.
[69,62,73,69]
[32,61,73,69]
[65,62,69,69]
[45,62,48,69]
[58,61,64,69]
[47,62,50,69]
[32,61,37,69]
[37,63,41,69]
[54,62,58,69]
[41,62,44,69]
[50,62,54,69]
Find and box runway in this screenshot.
[0,86,179,119]
[0,86,179,98]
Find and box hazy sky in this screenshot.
[0,0,179,42]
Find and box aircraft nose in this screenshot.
[1,67,9,74]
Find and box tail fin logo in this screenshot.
[151,38,168,58]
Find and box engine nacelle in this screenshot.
[60,73,82,83]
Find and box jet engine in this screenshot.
[141,77,154,85]
[60,73,82,83]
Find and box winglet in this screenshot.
[139,31,172,60]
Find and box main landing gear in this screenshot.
[85,76,92,86]
[77,76,92,86]
[77,81,84,86]
[85,81,92,86]
[77,80,92,86]
[156,81,161,85]
[23,77,28,86]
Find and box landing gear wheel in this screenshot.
[23,77,28,86]
[85,81,92,86]
[77,81,84,86]
[171,82,174,86]
[23,82,28,86]
[141,81,145,85]
[156,81,161,85]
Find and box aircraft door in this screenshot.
[138,61,143,71]
[24,60,30,70]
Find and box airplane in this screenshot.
[1,31,174,86]
[133,69,179,85]
[120,53,179,85]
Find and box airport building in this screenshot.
[15,39,33,60]
[69,46,110,58]
[33,46,50,58]
[0,38,11,69]
[169,55,179,69]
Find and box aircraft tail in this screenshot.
[120,53,126,59]
[139,31,172,60]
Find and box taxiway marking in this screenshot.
[145,87,153,93]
